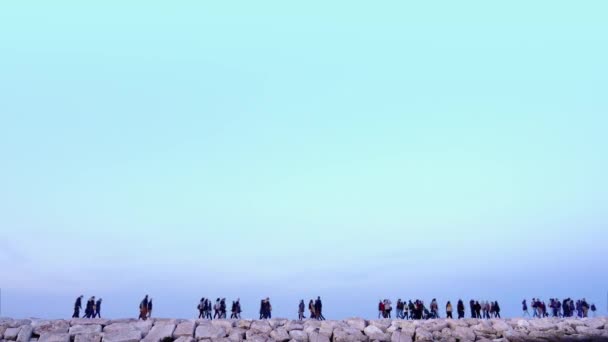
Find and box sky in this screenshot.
[0,1,607,320]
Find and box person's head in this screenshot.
[99,298,102,302]
[217,298,220,301]
[80,295,83,298]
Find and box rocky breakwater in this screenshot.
[0,317,607,342]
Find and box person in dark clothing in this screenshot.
[220,298,227,319]
[315,297,325,320]
[72,295,84,318]
[94,298,102,318]
[469,300,475,318]
[84,296,95,318]
[147,298,153,318]
[205,299,212,320]
[494,301,501,318]
[139,295,149,320]
[235,299,242,319]
[474,301,482,319]
[457,300,465,319]
[298,300,306,320]
[198,298,205,319]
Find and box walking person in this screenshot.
[147,298,153,318]
[72,295,84,318]
[214,298,221,319]
[378,300,384,319]
[201,297,205,319]
[298,300,306,320]
[235,299,242,319]
[139,295,149,320]
[205,299,213,320]
[494,301,501,318]
[457,299,465,319]
[309,299,316,319]
[84,296,95,318]
[315,297,325,320]
[522,299,530,317]
[94,298,102,318]
[446,301,453,319]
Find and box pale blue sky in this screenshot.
[0,1,607,319]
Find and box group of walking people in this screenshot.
[72,295,102,319]
[378,299,500,320]
[297,297,325,320]
[522,298,597,318]
[138,295,153,320]
[197,298,242,319]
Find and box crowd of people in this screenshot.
[378,299,501,320]
[71,294,601,320]
[522,298,597,318]
[197,298,242,319]
[72,295,103,318]
[297,297,325,320]
[138,295,153,320]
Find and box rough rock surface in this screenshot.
[0,317,606,342]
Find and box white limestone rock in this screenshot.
[16,325,32,342]
[32,321,69,335]
[195,325,226,340]
[227,328,245,342]
[210,321,234,333]
[37,333,70,342]
[174,321,196,338]
[413,328,432,342]
[307,332,330,342]
[74,334,102,342]
[283,322,303,332]
[70,319,110,327]
[250,322,272,335]
[69,325,102,336]
[4,328,21,341]
[269,328,290,342]
[236,321,251,330]
[363,326,389,341]
[344,319,367,332]
[174,337,195,342]
[102,329,143,342]
[142,323,175,342]
[288,330,308,342]
[451,326,475,342]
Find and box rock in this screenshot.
[250,322,272,335]
[307,332,330,342]
[516,320,530,329]
[174,337,195,342]
[270,328,290,342]
[32,321,69,335]
[69,325,102,336]
[390,330,413,342]
[210,338,231,342]
[318,322,335,337]
[501,329,528,342]
[37,334,70,342]
[154,319,178,326]
[142,323,175,342]
[227,328,245,342]
[451,326,475,342]
[332,328,367,342]
[174,321,196,337]
[268,320,287,330]
[210,321,234,333]
[528,319,556,332]
[4,328,21,341]
[16,325,32,342]
[133,321,154,335]
[236,321,251,330]
[288,330,308,342]
[283,322,303,332]
[368,321,390,332]
[1,326,7,339]
[491,321,512,334]
[344,319,367,332]
[8,322,31,329]
[413,328,432,342]
[70,319,110,326]
[103,330,143,342]
[575,325,604,337]
[245,333,269,342]
[195,325,227,339]
[363,326,389,341]
[585,319,605,330]
[74,334,102,342]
